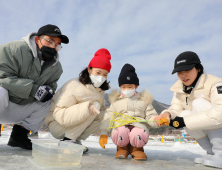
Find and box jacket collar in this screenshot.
[170,73,206,93]
[86,84,103,93]
[21,32,60,67]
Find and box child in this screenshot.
[99,63,158,160]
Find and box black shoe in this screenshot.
[62,137,88,153]
[7,125,32,150]
[76,139,88,154]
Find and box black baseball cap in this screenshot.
[36,24,69,44]
[172,51,201,74]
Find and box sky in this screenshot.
[0,0,222,104]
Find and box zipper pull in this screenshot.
[186,96,188,105]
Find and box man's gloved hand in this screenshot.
[99,135,108,149]
[169,116,186,129]
[34,86,53,102]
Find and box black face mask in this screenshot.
[40,46,57,62]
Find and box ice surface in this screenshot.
[0,130,216,170]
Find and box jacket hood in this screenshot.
[21,32,60,66]
[108,89,153,105]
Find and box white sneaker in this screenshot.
[204,129,222,168]
[204,156,222,168]
[194,154,212,164]
[194,137,213,164]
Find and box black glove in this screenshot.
[34,86,53,102]
[169,116,186,129]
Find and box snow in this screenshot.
[0,129,216,170]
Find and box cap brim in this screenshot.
[45,33,69,44]
[172,64,196,74]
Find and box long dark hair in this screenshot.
[183,63,204,94]
[79,67,110,91]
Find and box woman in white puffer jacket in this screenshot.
[155,51,222,168]
[45,48,112,153]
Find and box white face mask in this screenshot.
[90,74,106,88]
[121,88,136,98]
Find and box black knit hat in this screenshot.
[172,51,201,74]
[118,63,139,86]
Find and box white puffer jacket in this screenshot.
[100,90,158,135]
[45,77,106,128]
[161,73,222,131]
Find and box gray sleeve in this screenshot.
[0,45,37,99]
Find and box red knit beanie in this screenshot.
[88,48,112,72]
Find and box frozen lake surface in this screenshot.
[0,130,217,170]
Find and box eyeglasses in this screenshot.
[40,37,62,51]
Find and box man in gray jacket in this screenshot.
[0,24,69,150]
